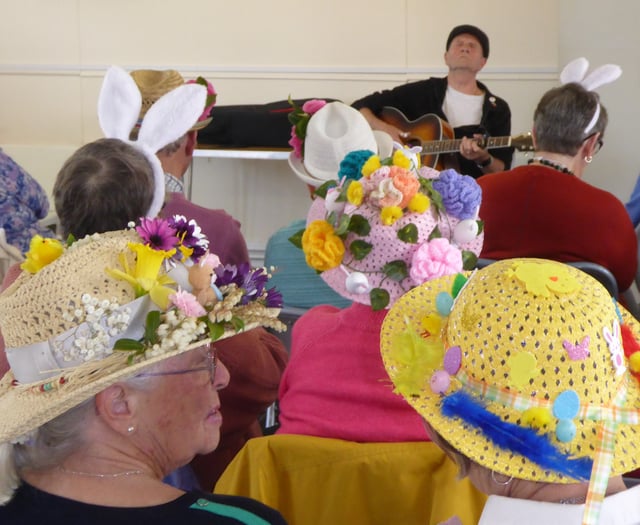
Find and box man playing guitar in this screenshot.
[352,24,512,178]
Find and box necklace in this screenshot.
[558,496,586,505]
[58,465,145,478]
[528,156,574,175]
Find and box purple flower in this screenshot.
[215,263,271,305]
[215,262,249,288]
[265,287,283,308]
[136,217,178,251]
[432,169,482,220]
[168,215,209,262]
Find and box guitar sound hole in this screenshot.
[406,138,421,148]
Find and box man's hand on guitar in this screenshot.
[460,135,490,163]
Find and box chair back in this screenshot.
[0,228,23,283]
[216,434,486,525]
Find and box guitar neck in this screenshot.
[421,136,513,155]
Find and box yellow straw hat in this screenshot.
[130,69,215,132]
[0,216,283,445]
[381,258,640,521]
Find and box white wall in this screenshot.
[4,0,606,258]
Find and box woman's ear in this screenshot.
[583,132,601,156]
[95,383,136,434]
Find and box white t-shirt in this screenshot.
[442,85,483,128]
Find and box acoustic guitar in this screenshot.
[380,106,534,170]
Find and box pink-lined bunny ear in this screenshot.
[97,66,142,140]
[137,84,206,153]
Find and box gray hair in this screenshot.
[533,82,608,155]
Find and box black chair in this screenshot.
[475,258,619,298]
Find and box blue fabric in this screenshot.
[163,464,202,491]
[625,174,640,227]
[0,148,54,253]
[265,220,351,309]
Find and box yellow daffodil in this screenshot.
[380,206,403,226]
[21,235,64,274]
[408,193,430,214]
[346,180,364,206]
[106,242,176,309]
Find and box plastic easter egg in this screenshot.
[430,370,451,394]
[345,272,370,294]
[453,219,479,244]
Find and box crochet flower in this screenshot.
[409,238,463,285]
[21,235,64,274]
[370,177,404,208]
[346,180,364,206]
[389,166,420,208]
[432,169,482,220]
[301,220,345,271]
[338,150,376,181]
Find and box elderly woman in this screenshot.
[0,218,287,524]
[477,58,637,294]
[381,257,640,524]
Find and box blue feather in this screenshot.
[441,390,592,481]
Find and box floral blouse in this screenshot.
[0,149,54,253]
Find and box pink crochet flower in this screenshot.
[302,99,327,114]
[409,238,463,285]
[289,128,303,158]
[169,289,206,317]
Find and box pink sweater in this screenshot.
[277,302,429,442]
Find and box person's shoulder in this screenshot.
[164,193,240,225]
[185,491,287,524]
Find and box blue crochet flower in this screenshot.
[432,169,482,220]
[337,150,375,182]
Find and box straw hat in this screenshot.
[380,259,640,519]
[288,101,393,187]
[294,145,484,310]
[130,69,215,132]
[0,217,283,445]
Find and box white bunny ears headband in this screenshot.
[559,57,622,135]
[97,66,207,218]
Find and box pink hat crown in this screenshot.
[293,146,484,310]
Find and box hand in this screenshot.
[381,122,409,144]
[459,134,490,163]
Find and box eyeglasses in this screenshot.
[137,345,217,384]
[583,132,604,155]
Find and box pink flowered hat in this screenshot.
[291,145,484,310]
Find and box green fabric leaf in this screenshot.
[334,213,352,236]
[231,316,245,333]
[383,260,409,282]
[451,273,468,298]
[144,311,161,345]
[113,338,145,351]
[313,180,336,200]
[477,220,484,235]
[288,229,305,249]
[462,250,478,271]
[208,320,225,341]
[397,223,418,244]
[428,225,442,241]
[370,288,390,311]
[347,214,371,236]
[349,240,373,260]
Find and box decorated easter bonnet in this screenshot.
[0,217,284,445]
[292,144,484,310]
[380,258,640,524]
[288,100,393,187]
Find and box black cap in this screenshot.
[446,25,489,58]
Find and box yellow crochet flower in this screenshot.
[301,220,345,272]
[21,235,64,274]
[346,180,363,206]
[392,149,411,169]
[380,206,403,226]
[106,242,176,309]
[408,193,430,214]
[361,155,382,177]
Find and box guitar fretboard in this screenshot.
[421,136,513,155]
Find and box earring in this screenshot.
[127,426,135,434]
[491,470,513,486]
[584,155,593,164]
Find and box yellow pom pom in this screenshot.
[346,180,363,206]
[629,352,640,373]
[521,407,552,429]
[361,156,381,177]
[408,193,430,214]
[380,206,403,226]
[392,149,411,169]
